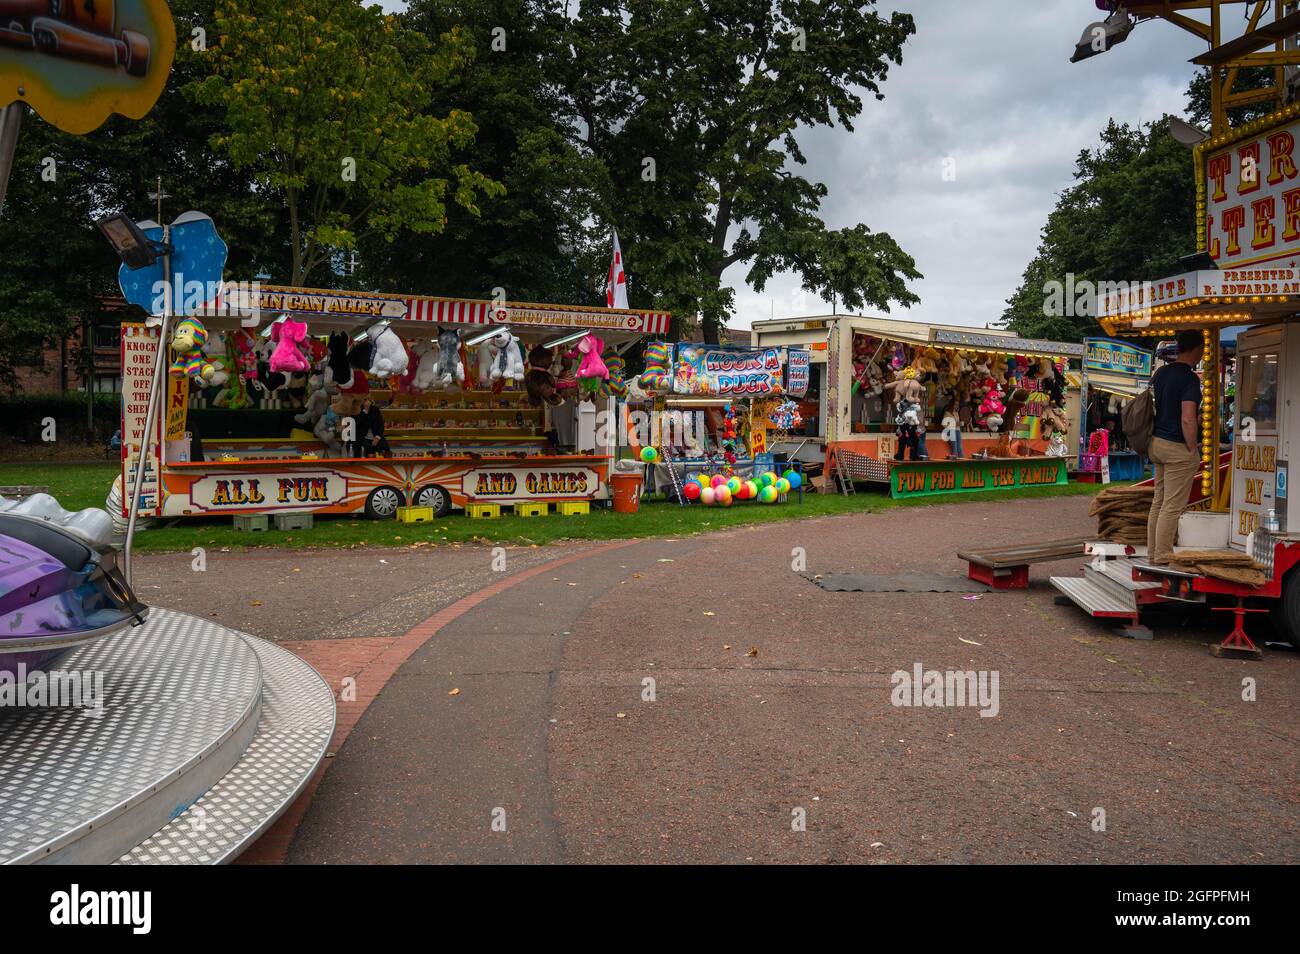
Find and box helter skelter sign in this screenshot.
[1200,106,1300,271]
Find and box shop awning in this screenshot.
[928,329,1085,360]
[1084,369,1147,399]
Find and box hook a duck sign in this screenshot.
[0,0,176,134]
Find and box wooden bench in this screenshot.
[957,537,1088,590]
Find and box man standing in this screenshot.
[1146,329,1205,564]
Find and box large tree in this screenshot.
[558,0,921,340]
[190,0,503,287]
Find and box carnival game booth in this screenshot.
[1077,337,1155,482]
[750,315,1083,498]
[120,286,668,522]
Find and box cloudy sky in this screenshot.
[384,1,1211,329]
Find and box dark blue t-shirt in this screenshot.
[1152,362,1201,444]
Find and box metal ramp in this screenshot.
[0,608,334,865]
[1052,556,1168,635]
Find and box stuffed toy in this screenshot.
[431,328,464,388]
[234,330,259,382]
[599,351,628,399]
[524,345,565,407]
[170,317,215,382]
[410,338,439,391]
[638,341,672,392]
[270,318,310,374]
[568,333,609,398]
[326,332,354,390]
[478,330,525,384]
[294,371,337,426]
[314,394,347,458]
[368,327,409,379]
[979,381,1006,432]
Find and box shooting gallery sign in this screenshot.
[0,0,176,135]
[1200,106,1300,271]
[890,458,1067,499]
[671,345,784,396]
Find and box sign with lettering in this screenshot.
[785,348,811,397]
[188,471,348,512]
[671,345,783,396]
[462,466,599,502]
[1084,338,1152,377]
[890,457,1068,498]
[1203,113,1300,270]
[1231,436,1277,547]
[119,323,161,516]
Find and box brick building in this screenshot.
[7,299,127,397]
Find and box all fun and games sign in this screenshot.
[890,458,1068,499]
[462,466,600,502]
[672,345,783,396]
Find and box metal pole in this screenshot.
[0,103,23,212]
[123,226,172,584]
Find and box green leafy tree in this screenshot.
[560,0,921,341]
[190,0,503,287]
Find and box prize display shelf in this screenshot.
[371,388,544,443]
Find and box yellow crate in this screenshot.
[396,506,434,523]
[555,501,590,516]
[466,503,501,519]
[513,501,548,517]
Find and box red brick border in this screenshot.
[239,538,642,863]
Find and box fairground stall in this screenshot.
[1051,102,1300,654]
[1076,337,1155,482]
[620,340,811,506]
[750,314,1083,498]
[120,285,668,522]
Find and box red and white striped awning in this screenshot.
[219,284,671,336]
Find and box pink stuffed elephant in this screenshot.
[269,318,311,373]
[568,333,609,397]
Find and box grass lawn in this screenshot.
[0,460,1112,553]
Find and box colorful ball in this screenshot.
[744,480,759,500]
[759,485,778,503]
[726,477,741,494]
[783,470,802,490]
[759,472,775,487]
[715,487,732,507]
[683,481,701,501]
[776,478,791,494]
[639,446,659,463]
[700,487,716,506]
[711,474,727,488]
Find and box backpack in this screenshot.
[1120,365,1165,456]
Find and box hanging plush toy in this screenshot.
[524,345,566,407]
[638,341,672,392]
[294,371,337,426]
[234,329,259,382]
[431,328,464,388]
[169,317,214,381]
[568,333,609,398]
[410,339,438,391]
[979,381,1006,432]
[270,318,311,374]
[478,330,525,384]
[720,403,739,465]
[599,351,628,399]
[368,327,409,379]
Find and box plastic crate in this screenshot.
[556,501,590,516]
[233,514,269,532]
[513,501,548,517]
[273,512,313,531]
[466,503,501,519]
[396,506,434,524]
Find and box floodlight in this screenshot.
[465,325,510,346]
[1168,117,1209,149]
[1071,10,1135,63]
[95,212,164,270]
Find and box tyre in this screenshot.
[1280,568,1300,650]
[363,486,402,520]
[413,484,452,517]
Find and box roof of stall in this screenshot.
[750,314,1084,359]
[200,283,670,343]
[1098,269,1300,338]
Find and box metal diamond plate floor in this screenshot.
[119,634,335,864]
[0,609,262,864]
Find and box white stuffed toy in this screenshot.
[294,370,337,426]
[478,330,525,383]
[410,339,439,391]
[368,327,409,379]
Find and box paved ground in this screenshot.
[135,495,1300,864]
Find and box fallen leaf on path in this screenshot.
[657,559,674,563]
[723,644,731,650]
[448,688,460,696]
[703,611,715,617]
[250,600,262,607]
[744,646,759,657]
[958,637,983,646]
[962,594,981,601]
[616,712,627,719]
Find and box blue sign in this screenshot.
[117,211,227,317]
[1084,337,1152,377]
[785,349,811,397]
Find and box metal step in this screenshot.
[1050,575,1139,620]
[1081,566,1140,613]
[1088,557,1162,592]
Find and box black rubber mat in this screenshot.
[807,573,990,593]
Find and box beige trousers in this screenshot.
[1146,437,1202,564]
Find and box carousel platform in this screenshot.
[0,608,334,865]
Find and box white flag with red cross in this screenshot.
[606,231,629,310]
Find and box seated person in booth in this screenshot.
[1147,329,1204,565]
[355,398,392,458]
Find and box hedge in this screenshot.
[0,393,120,445]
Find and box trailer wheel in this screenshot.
[1280,570,1300,651]
[413,484,452,517]
[364,486,403,520]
